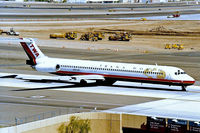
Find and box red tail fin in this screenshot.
[20,38,45,65]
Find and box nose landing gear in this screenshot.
[181,86,186,91]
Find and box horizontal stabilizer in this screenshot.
[0,75,17,78]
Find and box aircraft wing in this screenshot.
[70,75,105,83]
[0,73,105,84]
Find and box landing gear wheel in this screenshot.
[80,79,87,85]
[102,79,116,86]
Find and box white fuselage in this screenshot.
[35,57,195,86]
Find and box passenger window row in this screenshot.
[60,65,164,75]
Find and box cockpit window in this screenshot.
[175,71,186,75]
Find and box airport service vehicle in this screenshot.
[65,32,77,40]
[165,44,184,50]
[165,44,172,49]
[108,32,131,41]
[19,38,195,91]
[93,32,105,40]
[50,33,65,39]
[167,14,180,18]
[50,32,77,40]
[167,11,180,18]
[80,33,98,41]
[172,44,184,50]
[6,28,19,36]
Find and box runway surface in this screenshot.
[0,72,200,125]
[0,4,200,19]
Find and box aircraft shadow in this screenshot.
[12,83,99,91]
[12,82,183,92]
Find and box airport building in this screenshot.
[86,0,119,3]
[0,0,199,3]
[68,0,166,3]
[0,0,24,2]
[67,0,119,3]
[67,0,120,3]
[1,112,200,133]
[71,0,199,3]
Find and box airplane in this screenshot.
[12,38,195,91]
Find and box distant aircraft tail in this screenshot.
[19,38,46,65]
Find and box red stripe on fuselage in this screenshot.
[56,70,195,85]
[20,42,36,64]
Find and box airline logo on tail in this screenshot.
[29,43,39,57]
[20,42,38,59]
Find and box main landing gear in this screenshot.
[96,79,116,86]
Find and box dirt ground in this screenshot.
[1,19,200,53]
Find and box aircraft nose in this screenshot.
[187,75,195,81]
[184,75,195,85]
